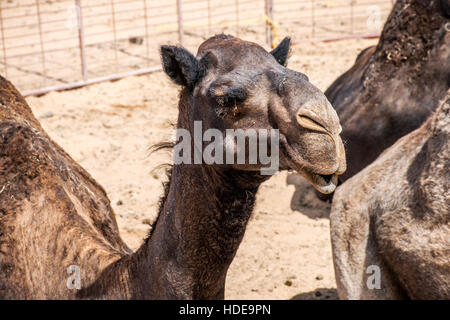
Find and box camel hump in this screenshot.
[0,76,43,130]
[324,45,375,110]
[0,120,130,298]
[0,120,129,252]
[0,77,131,260]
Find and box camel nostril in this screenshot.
[319,174,333,184]
[297,114,328,134]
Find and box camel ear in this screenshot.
[270,37,291,66]
[161,45,201,88]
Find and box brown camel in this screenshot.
[0,35,346,299]
[330,91,450,299]
[325,0,449,183]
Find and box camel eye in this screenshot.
[297,115,328,133]
[221,96,245,108]
[209,86,247,107]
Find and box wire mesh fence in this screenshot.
[0,0,393,96]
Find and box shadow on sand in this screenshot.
[286,173,332,219]
[290,288,338,300]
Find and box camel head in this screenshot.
[161,34,346,194]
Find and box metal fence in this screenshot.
[0,0,393,96]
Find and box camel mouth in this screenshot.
[279,133,340,194]
[302,170,339,194]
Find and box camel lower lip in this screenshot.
[279,134,339,193]
[304,171,339,194]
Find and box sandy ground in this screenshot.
[25,37,378,300]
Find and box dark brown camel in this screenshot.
[0,35,346,299]
[326,0,449,183]
[330,91,449,299]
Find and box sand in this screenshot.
[25,37,378,299]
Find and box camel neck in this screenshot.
[142,164,268,299]
[79,92,271,299]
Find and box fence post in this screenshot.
[143,0,150,67]
[350,0,354,35]
[311,0,315,38]
[265,0,273,48]
[75,0,88,82]
[235,0,239,37]
[35,0,47,86]
[207,0,212,35]
[110,0,118,73]
[0,2,7,78]
[176,0,184,47]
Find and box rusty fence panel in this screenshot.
[272,0,393,44]
[0,0,392,96]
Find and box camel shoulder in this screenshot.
[330,119,432,241]
[332,108,450,298]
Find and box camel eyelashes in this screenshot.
[208,86,247,107]
[217,96,245,110]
